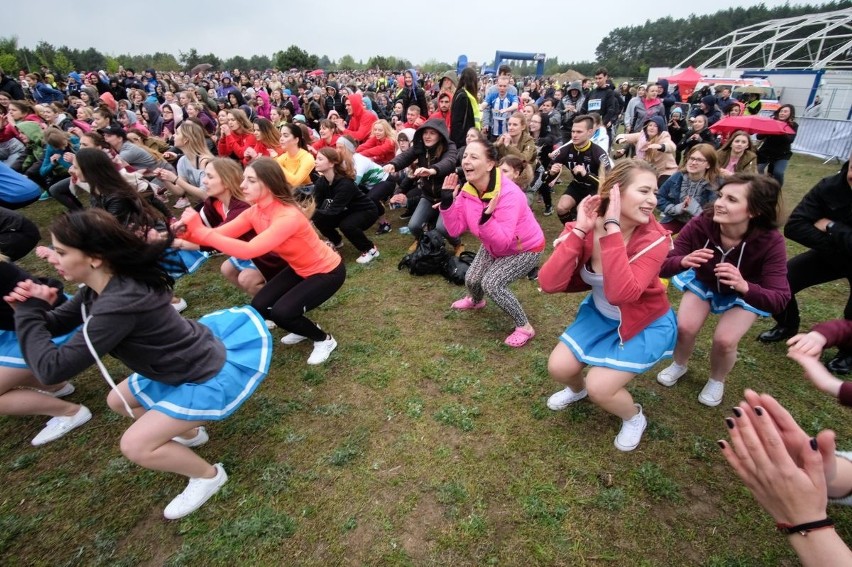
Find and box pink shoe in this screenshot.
[504,327,535,348]
[451,296,486,310]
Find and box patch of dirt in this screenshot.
[117,507,183,566]
[399,492,443,561]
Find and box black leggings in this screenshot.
[773,249,852,328]
[312,209,378,253]
[251,260,346,341]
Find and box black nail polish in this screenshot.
[754,406,764,416]
[810,438,819,451]
[725,417,735,429]
[717,440,725,449]
[732,407,742,418]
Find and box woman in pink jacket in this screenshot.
[439,139,545,348]
[539,159,676,452]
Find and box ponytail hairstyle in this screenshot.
[317,147,356,181]
[596,158,656,215]
[50,209,174,292]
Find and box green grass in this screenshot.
[2,154,852,565]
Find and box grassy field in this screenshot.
[2,154,851,566]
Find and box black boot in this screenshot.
[757,324,798,343]
[827,352,852,375]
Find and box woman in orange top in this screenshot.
[179,157,345,365]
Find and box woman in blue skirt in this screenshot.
[657,174,789,407]
[0,260,88,446]
[539,160,676,452]
[6,209,271,520]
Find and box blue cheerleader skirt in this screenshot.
[560,296,677,373]
[228,257,258,272]
[672,269,769,317]
[127,305,272,421]
[0,327,78,368]
[161,248,210,280]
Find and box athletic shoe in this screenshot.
[163,463,228,520]
[698,379,725,407]
[543,206,553,216]
[307,335,337,365]
[31,405,92,446]
[46,383,75,398]
[356,247,380,264]
[656,362,688,387]
[264,320,277,330]
[38,191,51,201]
[172,297,188,312]
[172,426,209,448]
[174,197,192,209]
[614,404,647,452]
[546,387,588,410]
[281,332,307,345]
[451,296,486,310]
[375,222,392,235]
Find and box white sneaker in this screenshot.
[656,362,688,387]
[307,335,337,365]
[614,404,647,452]
[265,319,277,330]
[698,379,725,407]
[163,463,228,520]
[355,247,380,264]
[172,426,208,448]
[31,405,92,446]
[281,333,307,345]
[172,297,188,313]
[546,386,588,410]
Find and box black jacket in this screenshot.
[449,88,475,149]
[313,176,377,218]
[389,118,458,201]
[757,122,799,162]
[785,161,852,257]
[0,74,24,100]
[581,83,621,127]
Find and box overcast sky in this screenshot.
[7,0,821,66]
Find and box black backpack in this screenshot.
[443,251,476,285]
[398,229,450,276]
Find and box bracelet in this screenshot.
[173,175,179,183]
[776,518,834,535]
[604,218,621,228]
[572,227,587,236]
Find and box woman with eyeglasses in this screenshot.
[656,144,720,234]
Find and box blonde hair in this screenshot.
[208,158,246,201]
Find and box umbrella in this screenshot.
[307,69,325,77]
[191,63,213,75]
[710,115,795,136]
[739,85,764,95]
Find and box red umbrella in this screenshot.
[661,66,704,102]
[307,69,325,77]
[710,115,796,136]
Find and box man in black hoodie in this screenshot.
[759,156,852,373]
[580,68,621,149]
[0,68,24,100]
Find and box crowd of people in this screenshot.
[1,62,851,563]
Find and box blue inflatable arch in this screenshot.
[490,51,546,77]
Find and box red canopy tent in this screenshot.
[660,66,704,102]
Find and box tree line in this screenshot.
[1,2,848,80]
[595,1,852,78]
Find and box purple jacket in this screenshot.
[440,171,545,258]
[660,213,790,314]
[810,319,852,407]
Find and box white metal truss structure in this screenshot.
[678,8,852,70]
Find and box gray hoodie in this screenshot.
[15,276,225,386]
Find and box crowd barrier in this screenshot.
[792,117,852,162]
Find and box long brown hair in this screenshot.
[596,159,656,215]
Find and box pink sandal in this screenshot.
[504,327,535,348]
[451,296,486,310]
